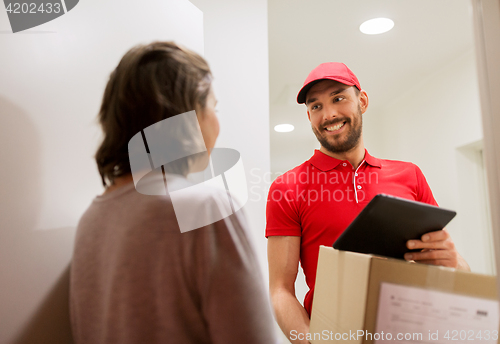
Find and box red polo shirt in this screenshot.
[265,149,438,316]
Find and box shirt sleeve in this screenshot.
[265,176,302,237]
[414,164,439,206]
[193,210,279,344]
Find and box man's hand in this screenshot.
[404,229,470,271]
[268,236,311,344]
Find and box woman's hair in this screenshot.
[95,41,212,187]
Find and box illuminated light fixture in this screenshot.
[274,124,294,133]
[359,18,394,35]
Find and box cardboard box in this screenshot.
[309,246,498,343]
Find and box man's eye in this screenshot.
[312,104,320,110]
[333,96,344,102]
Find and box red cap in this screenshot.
[296,62,361,104]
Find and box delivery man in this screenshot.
[266,62,470,344]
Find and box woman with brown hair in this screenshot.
[70,41,277,344]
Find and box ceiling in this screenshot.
[268,0,476,173]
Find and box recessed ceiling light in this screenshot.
[274,124,294,133]
[360,18,394,35]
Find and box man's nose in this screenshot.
[323,104,338,120]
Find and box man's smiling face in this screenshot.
[306,79,368,155]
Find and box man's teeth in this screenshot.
[325,122,345,132]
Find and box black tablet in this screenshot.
[332,194,456,259]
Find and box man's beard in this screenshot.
[311,106,362,154]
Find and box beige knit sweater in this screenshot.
[70,174,277,344]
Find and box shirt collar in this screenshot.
[364,149,382,168]
[308,149,382,172]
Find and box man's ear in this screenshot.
[307,109,311,122]
[359,90,369,114]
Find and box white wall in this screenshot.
[471,0,500,303]
[189,0,271,278]
[0,1,204,342]
[366,49,494,274]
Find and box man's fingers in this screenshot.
[405,248,457,262]
[403,228,461,269]
[420,229,449,242]
[407,239,455,250]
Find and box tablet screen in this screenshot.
[333,194,456,259]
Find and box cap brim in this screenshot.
[297,77,358,104]
[297,79,325,104]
